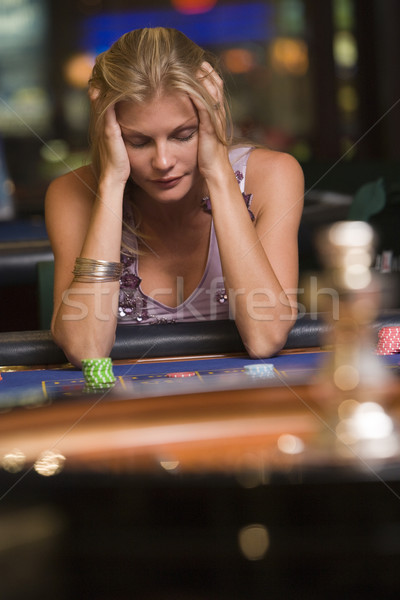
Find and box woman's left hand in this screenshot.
[191,62,230,179]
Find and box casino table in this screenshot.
[1,344,399,470]
[1,316,400,599]
[1,314,400,471]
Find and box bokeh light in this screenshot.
[221,48,256,74]
[238,524,270,560]
[328,221,374,248]
[336,401,395,457]
[160,459,180,472]
[40,139,69,163]
[333,364,359,391]
[171,0,218,15]
[1,449,26,473]
[343,263,372,290]
[333,31,358,69]
[337,84,359,113]
[351,402,393,440]
[270,38,309,76]
[277,434,305,455]
[34,450,65,477]
[338,398,359,420]
[64,52,95,88]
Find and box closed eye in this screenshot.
[125,138,149,148]
[173,129,197,142]
[123,128,197,148]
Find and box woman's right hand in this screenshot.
[89,87,131,186]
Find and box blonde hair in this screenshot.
[89,27,231,174]
[88,27,232,255]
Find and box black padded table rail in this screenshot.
[1,311,399,366]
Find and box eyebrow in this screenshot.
[120,117,198,137]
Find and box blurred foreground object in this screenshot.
[315,221,398,461]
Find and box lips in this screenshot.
[152,176,183,188]
[154,177,180,183]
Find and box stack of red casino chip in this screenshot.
[376,327,400,355]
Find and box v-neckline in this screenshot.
[135,220,215,311]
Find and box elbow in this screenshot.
[244,333,286,359]
[51,324,114,368]
[51,327,82,368]
[242,318,295,359]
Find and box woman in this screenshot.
[45,27,304,367]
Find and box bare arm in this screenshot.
[45,103,131,366]
[209,149,303,358]
[192,65,304,358]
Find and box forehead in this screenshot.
[115,91,197,130]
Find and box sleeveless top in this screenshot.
[118,146,254,325]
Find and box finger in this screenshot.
[199,61,213,76]
[190,95,226,144]
[198,66,224,118]
[103,104,123,138]
[193,63,227,140]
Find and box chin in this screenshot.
[157,185,194,202]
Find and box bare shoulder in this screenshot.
[247,147,304,187]
[46,164,98,207]
[245,148,304,217]
[45,165,98,251]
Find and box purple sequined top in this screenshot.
[118,146,254,325]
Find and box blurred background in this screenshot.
[1,0,400,330]
[1,5,400,599]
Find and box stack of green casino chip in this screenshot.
[81,357,116,392]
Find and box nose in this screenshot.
[151,141,175,171]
